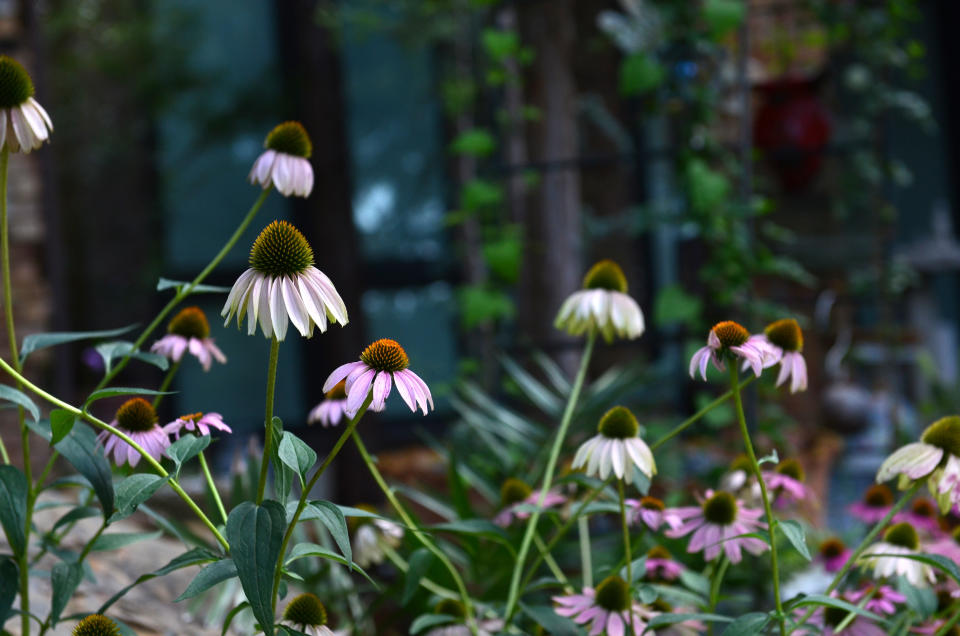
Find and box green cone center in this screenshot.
[921,416,960,457]
[582,259,628,293]
[283,593,327,627]
[702,491,738,525]
[500,478,532,506]
[265,121,312,158]
[598,406,639,439]
[168,306,210,339]
[435,598,467,619]
[115,398,157,433]
[249,220,314,277]
[764,318,803,352]
[884,522,919,550]
[594,575,631,612]
[0,56,34,109]
[360,338,409,372]
[775,459,805,482]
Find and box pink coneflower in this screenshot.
[665,490,768,563]
[98,398,170,468]
[164,412,232,440]
[323,339,433,417]
[843,584,907,616]
[222,221,348,341]
[553,575,656,636]
[926,528,960,567]
[281,593,336,636]
[626,496,683,531]
[649,600,706,636]
[877,416,960,513]
[643,546,684,582]
[249,121,314,198]
[150,306,227,371]
[858,522,936,587]
[554,259,645,343]
[493,478,566,527]
[817,538,852,573]
[689,321,777,380]
[763,458,814,506]
[0,56,53,153]
[849,484,895,523]
[754,319,808,393]
[895,497,944,535]
[571,406,656,486]
[307,379,348,427]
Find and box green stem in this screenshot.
[381,542,459,600]
[650,376,756,451]
[256,336,280,504]
[534,533,570,591]
[729,365,785,635]
[789,480,922,633]
[352,430,479,636]
[272,401,370,614]
[617,479,634,633]
[152,359,181,410]
[707,556,730,636]
[834,587,875,634]
[578,516,592,589]
[505,330,596,621]
[198,450,227,525]
[935,605,960,636]
[93,188,271,392]
[0,355,228,550]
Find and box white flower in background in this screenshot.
[281,593,336,636]
[572,406,656,485]
[555,259,645,343]
[150,306,226,371]
[0,56,52,153]
[858,522,935,587]
[877,415,960,513]
[308,379,349,427]
[350,506,403,568]
[424,600,504,636]
[249,121,314,197]
[221,220,348,341]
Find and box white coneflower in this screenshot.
[281,593,335,636]
[554,259,645,342]
[249,121,314,197]
[876,415,960,512]
[221,220,348,341]
[98,398,170,468]
[858,522,935,587]
[150,306,226,371]
[571,406,656,485]
[0,56,52,153]
[349,505,404,568]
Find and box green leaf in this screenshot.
[449,128,496,158]
[50,562,83,626]
[83,387,173,409]
[897,577,936,619]
[787,594,884,623]
[109,474,170,523]
[0,385,39,423]
[519,604,580,635]
[410,614,458,634]
[156,277,231,294]
[778,520,811,561]
[678,568,711,597]
[403,549,434,605]
[19,323,136,364]
[720,612,769,635]
[92,530,163,551]
[99,547,219,613]
[703,0,745,39]
[226,501,286,635]
[868,552,960,585]
[277,432,317,488]
[310,500,352,566]
[649,613,733,628]
[52,506,100,532]
[270,417,292,505]
[221,602,251,636]
[166,434,210,476]
[481,28,519,61]
[284,542,377,587]
[430,519,511,546]
[49,409,76,445]
[499,355,561,414]
[25,415,51,442]
[620,52,665,96]
[0,466,27,557]
[0,558,16,622]
[457,285,514,330]
[461,179,502,212]
[95,340,169,374]
[654,284,703,329]
[54,422,114,518]
[482,231,522,284]
[176,558,238,601]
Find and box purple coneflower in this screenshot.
[858,522,935,587]
[150,306,227,371]
[689,320,777,380]
[553,575,656,636]
[895,497,943,535]
[763,458,814,506]
[164,412,231,440]
[877,416,960,513]
[99,398,170,468]
[249,121,314,197]
[571,406,656,486]
[493,478,566,527]
[554,259,645,342]
[626,496,683,531]
[281,593,336,636]
[324,338,433,417]
[754,318,808,393]
[849,484,895,523]
[665,490,768,563]
[843,583,907,616]
[643,546,684,582]
[308,379,349,427]
[222,220,348,341]
[792,604,886,636]
[817,538,851,573]
[0,56,52,153]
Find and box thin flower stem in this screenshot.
[833,588,875,634]
[534,533,571,592]
[272,400,370,615]
[935,605,960,636]
[381,542,459,600]
[789,480,923,633]
[198,450,227,525]
[578,516,593,589]
[617,478,635,633]
[256,336,280,504]
[729,364,785,635]
[352,430,480,636]
[505,330,596,622]
[707,556,730,636]
[0,355,229,550]
[93,187,271,392]
[650,376,756,451]
[151,359,181,410]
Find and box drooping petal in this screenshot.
[323,360,366,392]
[370,371,392,411]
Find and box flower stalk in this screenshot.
[256,336,280,504]
[617,478,634,633]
